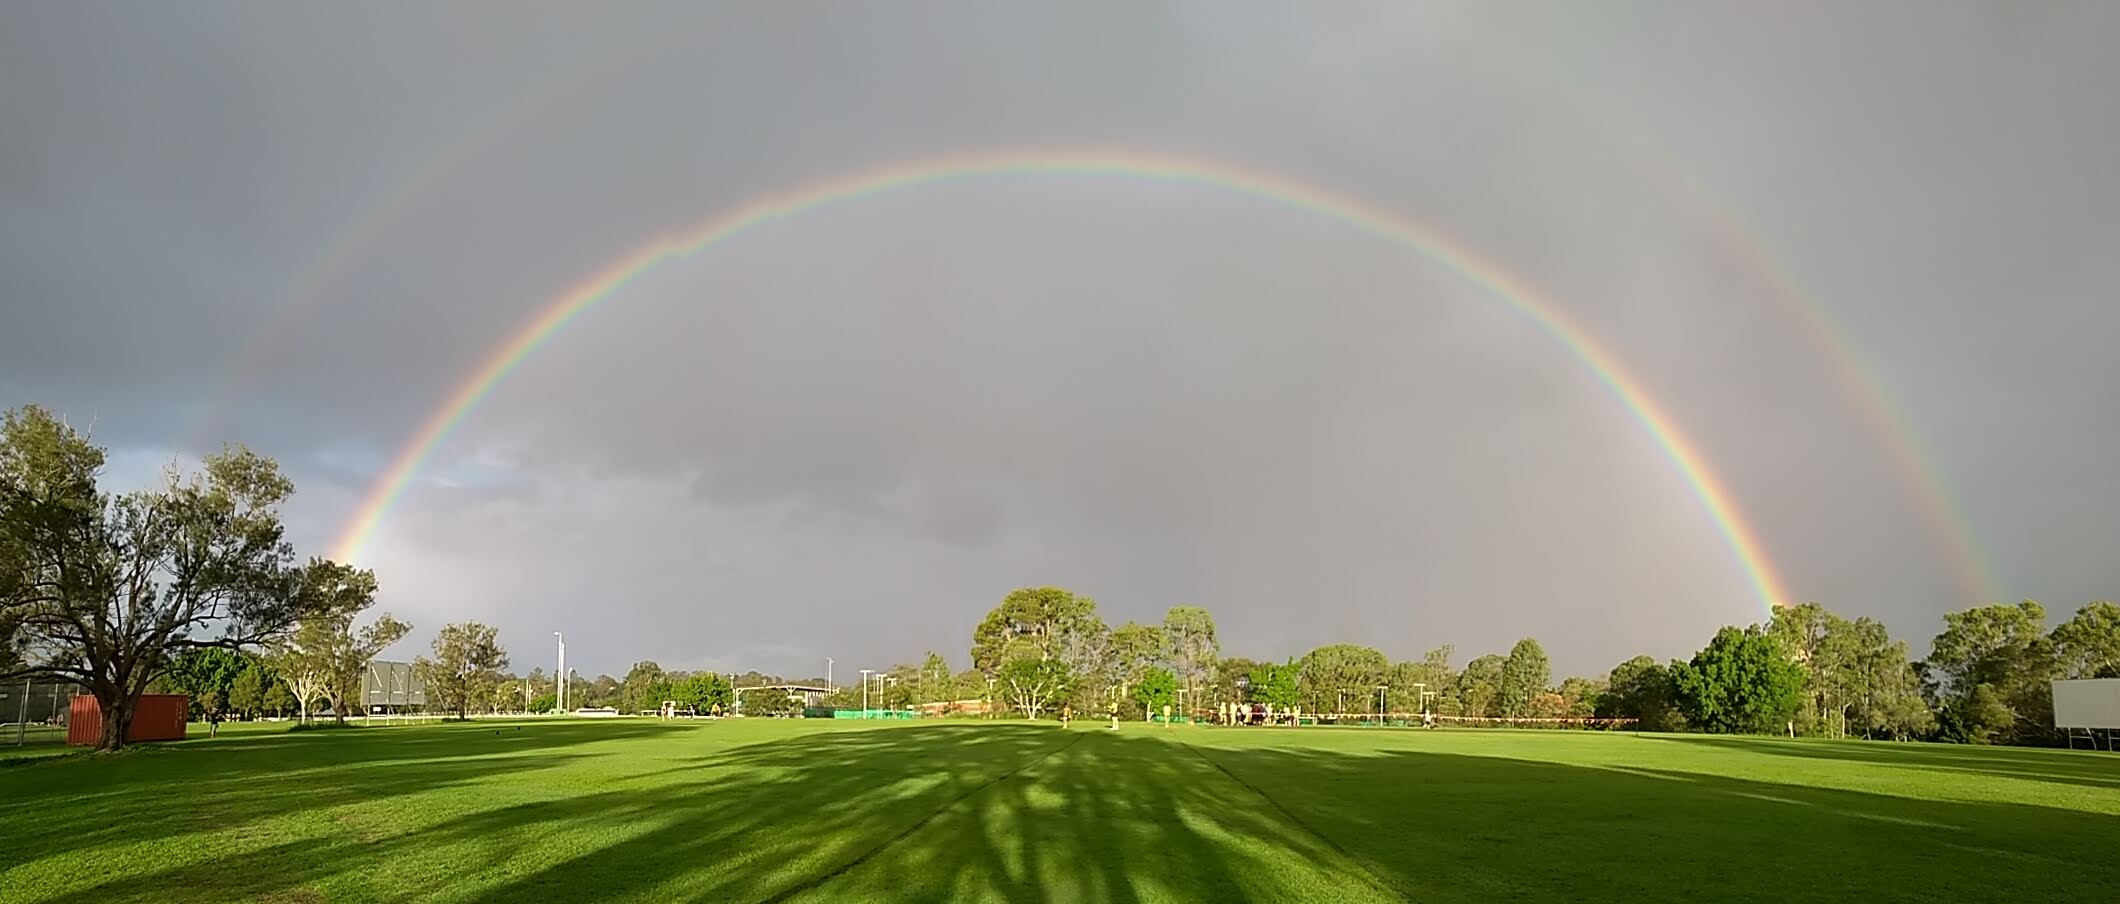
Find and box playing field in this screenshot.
[3,720,2116,903]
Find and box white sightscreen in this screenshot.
[2051,679,2120,729]
[363,660,427,707]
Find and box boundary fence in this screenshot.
[3,680,77,747]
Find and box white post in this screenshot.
[860,669,872,716]
[553,632,566,713]
[826,658,834,693]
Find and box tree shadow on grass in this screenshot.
[16,723,2120,903]
[1187,736,2120,903]
[1640,734,2120,791]
[0,720,689,872]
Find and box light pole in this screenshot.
[1376,685,1388,726]
[826,658,834,692]
[860,669,873,715]
[553,632,566,713]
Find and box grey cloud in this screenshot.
[3,2,2116,678]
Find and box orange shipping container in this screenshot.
[68,694,189,746]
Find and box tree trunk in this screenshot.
[96,688,135,752]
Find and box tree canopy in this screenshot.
[1497,638,1552,718]
[1672,626,1805,734]
[1,404,363,749]
[416,622,509,720]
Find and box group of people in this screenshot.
[1213,701,1439,728]
[1051,699,1440,729]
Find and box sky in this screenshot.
[3,2,2114,680]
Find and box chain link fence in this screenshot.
[2,679,76,747]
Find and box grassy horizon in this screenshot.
[3,719,2116,902]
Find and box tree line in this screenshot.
[5,404,2113,750]
[944,586,2116,746]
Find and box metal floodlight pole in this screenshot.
[1377,685,1388,725]
[553,632,566,713]
[826,658,834,692]
[860,669,872,715]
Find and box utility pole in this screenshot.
[553,631,566,713]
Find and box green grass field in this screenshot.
[4,719,2116,903]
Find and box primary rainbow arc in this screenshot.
[330,150,1791,616]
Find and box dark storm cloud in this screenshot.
[2,2,2114,677]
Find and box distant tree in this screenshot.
[879,666,918,709]
[620,661,664,713]
[1927,601,2056,743]
[167,648,248,725]
[951,668,988,704]
[321,613,411,724]
[1213,656,1264,704]
[744,688,802,717]
[671,672,733,714]
[228,661,269,720]
[1937,683,2017,744]
[2051,602,2120,679]
[1453,654,1506,718]
[584,674,622,709]
[973,587,1107,719]
[1768,602,1864,736]
[1497,638,1552,717]
[1161,605,1219,701]
[1132,667,1178,717]
[526,666,550,704]
[999,654,1072,719]
[1671,626,1805,734]
[1597,655,1686,731]
[1107,622,1169,685]
[1297,644,1388,714]
[484,676,518,714]
[268,619,335,724]
[1555,676,1604,717]
[529,692,558,714]
[1385,645,1455,712]
[415,622,510,720]
[1247,660,1301,710]
[1842,618,1933,739]
[1,406,362,750]
[918,651,953,702]
[970,586,1105,675]
[261,675,296,718]
[1525,691,1570,720]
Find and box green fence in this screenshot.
[810,708,918,720]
